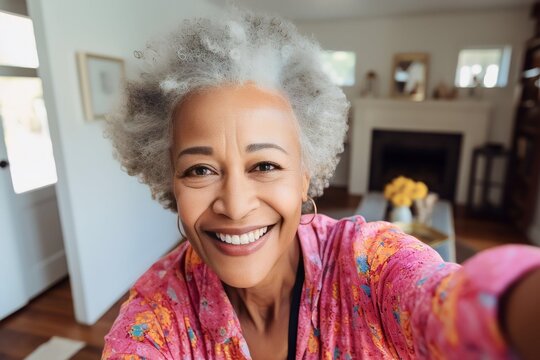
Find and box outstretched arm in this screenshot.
[501,268,540,360]
[357,220,540,359]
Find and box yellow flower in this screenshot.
[411,181,428,200]
[402,179,416,196]
[392,176,408,188]
[384,183,396,199]
[385,176,428,204]
[391,193,412,207]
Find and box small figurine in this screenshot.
[433,81,457,100]
[360,70,378,98]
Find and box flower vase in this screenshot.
[390,205,413,224]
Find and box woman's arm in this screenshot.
[501,268,540,360]
[357,220,540,359]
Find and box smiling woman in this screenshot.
[171,84,307,292]
[101,8,540,360]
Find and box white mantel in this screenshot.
[348,98,492,204]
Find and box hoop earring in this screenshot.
[300,196,317,225]
[177,216,186,239]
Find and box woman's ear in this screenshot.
[301,170,310,202]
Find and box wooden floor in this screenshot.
[0,187,531,359]
[0,278,126,359]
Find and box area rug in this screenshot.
[24,336,85,360]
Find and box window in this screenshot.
[455,47,511,88]
[0,11,39,68]
[320,51,356,86]
[0,11,57,193]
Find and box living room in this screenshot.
[1,0,539,358]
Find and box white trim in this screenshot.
[27,250,68,299]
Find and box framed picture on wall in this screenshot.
[390,52,429,101]
[76,52,125,121]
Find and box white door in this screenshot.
[0,10,68,319]
[0,124,28,319]
[0,94,68,321]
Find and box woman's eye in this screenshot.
[253,162,280,172]
[183,165,215,177]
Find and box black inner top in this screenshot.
[287,255,305,360]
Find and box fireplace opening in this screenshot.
[369,130,462,201]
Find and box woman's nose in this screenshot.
[212,172,259,220]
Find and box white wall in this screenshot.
[296,8,533,186]
[27,0,220,325]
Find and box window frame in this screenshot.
[454,45,512,89]
[320,50,357,87]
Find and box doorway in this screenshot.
[0,9,68,320]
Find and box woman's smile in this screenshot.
[203,222,278,256]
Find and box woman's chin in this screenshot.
[218,267,271,289]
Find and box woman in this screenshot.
[102,10,540,360]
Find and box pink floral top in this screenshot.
[102,214,540,359]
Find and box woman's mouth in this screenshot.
[213,225,271,245]
[204,224,276,256]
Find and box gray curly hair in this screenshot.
[105,9,349,212]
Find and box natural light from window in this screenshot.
[0,78,57,193]
[455,47,511,88]
[0,11,57,194]
[320,51,356,87]
[0,12,39,68]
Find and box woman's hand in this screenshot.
[502,268,540,359]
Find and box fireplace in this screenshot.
[349,98,491,204]
[369,130,463,201]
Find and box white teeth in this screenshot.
[239,234,249,245]
[215,226,269,245]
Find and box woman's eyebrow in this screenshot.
[177,146,213,158]
[246,143,288,154]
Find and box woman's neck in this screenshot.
[224,236,300,333]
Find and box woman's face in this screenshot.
[172,84,309,288]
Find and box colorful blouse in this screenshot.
[102,214,540,359]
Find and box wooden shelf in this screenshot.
[504,4,540,230]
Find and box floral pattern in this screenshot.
[102,214,540,359]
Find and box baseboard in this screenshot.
[528,225,540,246]
[27,250,69,299]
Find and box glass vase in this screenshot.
[390,205,413,224]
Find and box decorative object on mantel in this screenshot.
[360,70,379,98]
[432,81,457,100]
[384,176,428,224]
[76,52,126,121]
[467,75,483,99]
[390,52,429,101]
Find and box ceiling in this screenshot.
[212,0,535,21]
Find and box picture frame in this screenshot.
[390,53,429,101]
[76,52,125,121]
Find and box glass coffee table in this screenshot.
[355,192,456,262]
